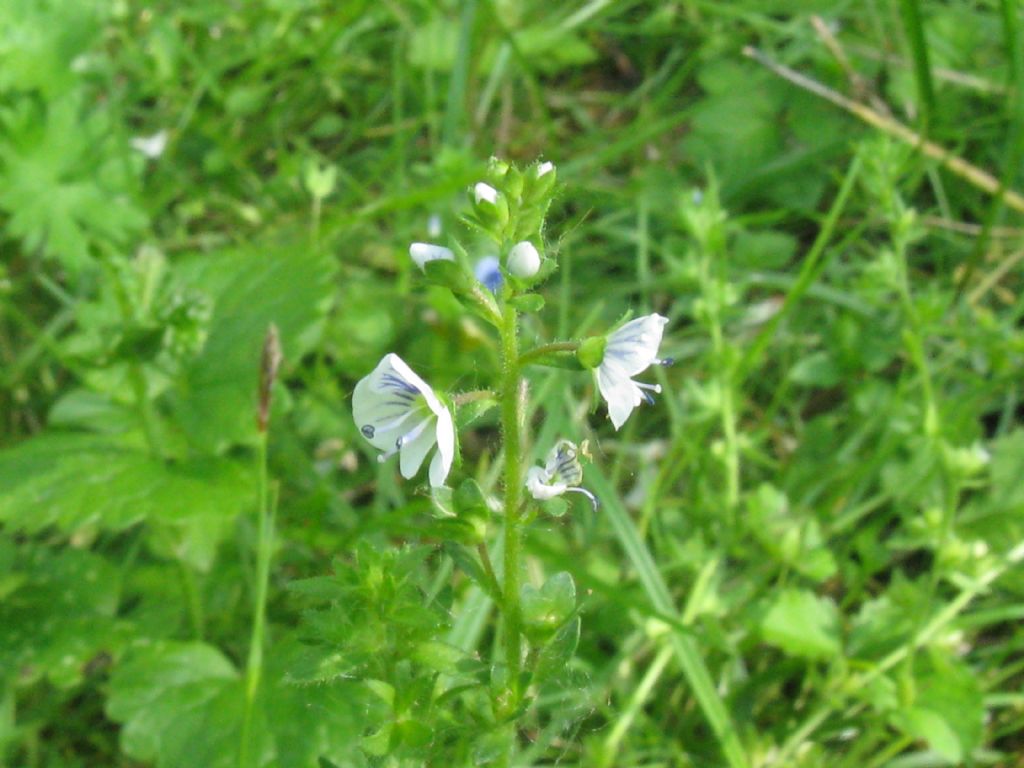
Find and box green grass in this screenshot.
[1,0,1023,766]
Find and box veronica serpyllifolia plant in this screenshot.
[350,158,672,762]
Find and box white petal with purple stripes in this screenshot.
[353,353,454,487]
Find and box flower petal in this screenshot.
[526,466,567,500]
[429,407,455,487]
[353,356,422,451]
[383,353,449,418]
[604,314,668,376]
[398,417,437,479]
[597,362,639,431]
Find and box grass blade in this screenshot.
[588,468,749,768]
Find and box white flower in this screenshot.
[597,314,671,430]
[474,182,499,205]
[526,440,597,509]
[130,130,168,159]
[507,241,540,278]
[536,161,554,177]
[409,242,454,271]
[352,353,455,487]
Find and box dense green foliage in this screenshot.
[1,0,1023,766]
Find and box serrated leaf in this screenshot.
[760,588,840,660]
[0,96,146,270]
[0,434,252,568]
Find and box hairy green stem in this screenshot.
[240,433,274,767]
[500,304,524,696]
[495,299,526,768]
[516,340,580,368]
[453,389,497,406]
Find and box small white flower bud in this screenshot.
[507,241,540,278]
[536,161,554,177]
[409,242,454,271]
[474,182,499,205]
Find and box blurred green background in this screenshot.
[1,0,1023,765]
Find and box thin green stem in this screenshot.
[516,340,579,368]
[179,560,205,640]
[778,543,1024,762]
[453,389,497,406]
[500,304,524,701]
[493,298,528,768]
[696,238,740,522]
[476,542,503,602]
[240,432,274,768]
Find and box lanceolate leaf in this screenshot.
[172,243,336,450]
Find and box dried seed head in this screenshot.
[257,324,283,432]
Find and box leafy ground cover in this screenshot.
[1,1,1023,766]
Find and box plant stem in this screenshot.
[696,239,740,523]
[240,432,274,768]
[499,301,524,722]
[516,340,580,368]
[452,389,497,406]
[179,559,205,640]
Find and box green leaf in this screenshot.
[0,434,252,568]
[107,639,365,768]
[173,243,335,449]
[0,542,126,689]
[888,651,984,764]
[745,484,837,583]
[760,588,841,660]
[0,96,147,270]
[788,351,842,388]
[521,571,576,641]
[892,707,962,763]
[106,641,241,767]
[532,617,580,687]
[509,293,545,312]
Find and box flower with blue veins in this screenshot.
[526,440,597,509]
[353,353,455,487]
[579,314,671,430]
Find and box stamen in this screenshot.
[634,381,661,405]
[377,416,433,463]
[396,417,431,449]
[567,487,599,511]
